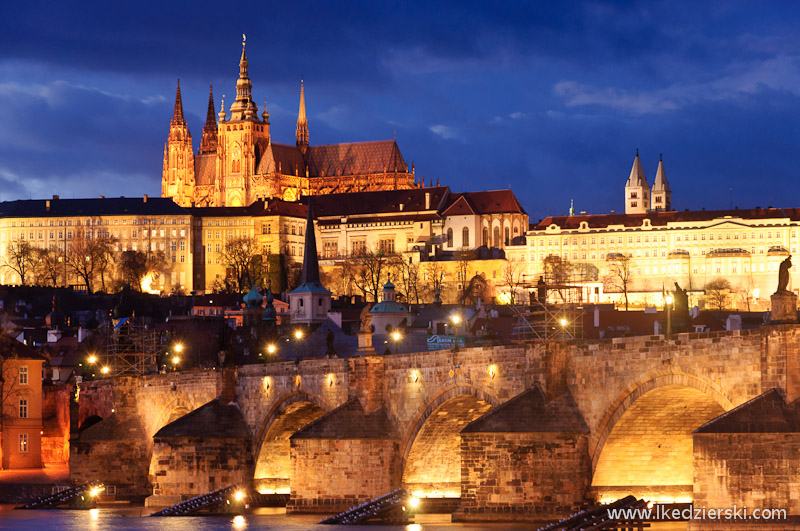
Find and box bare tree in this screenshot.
[543,254,572,302]
[218,236,261,292]
[704,278,732,310]
[397,257,422,304]
[349,247,400,302]
[32,247,64,287]
[421,261,447,303]
[502,261,525,304]
[95,236,118,293]
[454,250,476,302]
[3,241,36,286]
[604,253,633,311]
[65,235,118,294]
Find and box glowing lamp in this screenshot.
[174,343,183,353]
[488,365,496,378]
[294,330,304,340]
[101,366,110,375]
[87,355,97,364]
[408,496,420,509]
[172,356,180,365]
[234,490,245,502]
[559,318,568,327]
[412,370,419,383]
[267,344,276,355]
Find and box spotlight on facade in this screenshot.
[89,486,103,497]
[488,365,496,378]
[412,369,419,383]
[408,496,420,508]
[234,490,245,502]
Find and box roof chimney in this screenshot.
[99,195,105,199]
[52,195,59,200]
[143,194,148,203]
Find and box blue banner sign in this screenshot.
[426,334,466,350]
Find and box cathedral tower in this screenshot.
[625,149,649,215]
[162,79,195,207]
[200,85,217,154]
[650,154,671,211]
[296,80,309,155]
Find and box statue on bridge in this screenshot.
[777,255,792,293]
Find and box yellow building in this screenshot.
[0,196,194,293]
[162,38,418,208]
[1,337,45,469]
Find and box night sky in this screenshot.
[2,1,800,222]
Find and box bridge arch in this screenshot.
[253,391,328,494]
[400,384,499,498]
[150,397,195,439]
[591,370,732,503]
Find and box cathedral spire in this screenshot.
[230,35,257,121]
[296,79,309,154]
[172,79,186,126]
[200,84,218,154]
[651,153,671,211]
[300,198,320,285]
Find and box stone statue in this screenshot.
[359,304,373,332]
[326,328,337,358]
[777,255,792,293]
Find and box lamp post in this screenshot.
[665,294,673,338]
[294,329,304,363]
[451,313,461,352]
[391,330,402,354]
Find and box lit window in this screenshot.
[19,434,28,453]
[18,366,28,385]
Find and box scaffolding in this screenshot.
[104,317,160,376]
[511,267,587,342]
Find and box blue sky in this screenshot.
[2,1,800,222]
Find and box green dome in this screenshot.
[243,285,263,308]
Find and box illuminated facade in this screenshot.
[1,340,45,469]
[162,39,418,208]
[509,208,799,309]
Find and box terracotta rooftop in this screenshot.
[304,186,449,218]
[462,386,589,433]
[291,398,398,439]
[694,388,800,434]
[535,207,800,231]
[443,190,527,216]
[0,197,188,218]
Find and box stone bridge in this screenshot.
[70,326,800,522]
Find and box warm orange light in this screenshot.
[294,375,301,387]
[391,331,402,341]
[174,343,183,353]
[451,314,461,325]
[408,496,420,508]
[263,376,271,389]
[488,365,496,378]
[294,330,304,340]
[101,366,110,375]
[327,374,334,387]
[267,344,276,355]
[412,369,419,383]
[172,356,180,365]
[87,355,97,364]
[234,490,245,502]
[559,318,568,327]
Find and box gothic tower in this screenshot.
[215,36,271,207]
[162,79,195,207]
[296,80,309,155]
[200,85,217,154]
[625,149,649,215]
[650,154,671,211]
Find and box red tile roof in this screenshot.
[535,207,800,231]
[306,140,407,176]
[306,186,449,218]
[444,190,527,216]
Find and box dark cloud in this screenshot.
[1,1,800,216]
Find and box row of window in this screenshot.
[4,218,187,228]
[534,229,797,248]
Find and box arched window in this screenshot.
[462,227,470,248]
[504,227,510,246]
[493,227,500,248]
[482,228,489,247]
[446,228,454,247]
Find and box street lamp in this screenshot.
[294,329,304,363]
[87,354,97,365]
[174,343,183,354]
[100,366,110,376]
[665,294,674,338]
[172,355,180,367]
[391,330,402,354]
[450,313,461,352]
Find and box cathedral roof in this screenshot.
[255,142,307,175]
[306,140,407,176]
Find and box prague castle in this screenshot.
[162,38,418,208]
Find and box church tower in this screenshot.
[162,79,195,207]
[288,200,331,325]
[650,154,671,211]
[625,149,649,215]
[296,80,309,155]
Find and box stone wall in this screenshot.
[287,438,401,513]
[455,432,590,522]
[149,436,253,506]
[694,432,800,517]
[70,439,150,498]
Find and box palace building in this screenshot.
[162,39,418,208]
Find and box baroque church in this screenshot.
[162,39,419,207]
